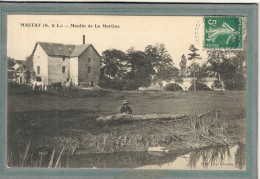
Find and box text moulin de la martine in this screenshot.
[20,23,120,28]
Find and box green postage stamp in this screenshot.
[204,16,243,49]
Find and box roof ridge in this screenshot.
[37,41,76,46]
[76,44,91,46]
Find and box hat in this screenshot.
[122,100,129,105]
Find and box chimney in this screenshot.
[83,35,85,44]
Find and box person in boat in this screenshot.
[120,100,132,114]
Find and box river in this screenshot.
[59,144,246,170]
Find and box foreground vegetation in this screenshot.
[7,86,246,167]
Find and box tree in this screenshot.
[187,45,202,91]
[126,49,155,87]
[188,63,210,91]
[100,44,178,90]
[144,44,176,84]
[207,50,246,90]
[155,66,182,85]
[24,70,31,83]
[101,49,127,79]
[8,57,15,70]
[179,54,187,77]
[145,43,173,71]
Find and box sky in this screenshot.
[7,15,208,67]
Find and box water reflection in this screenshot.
[61,151,185,168]
[139,144,246,170]
[235,143,246,169]
[59,144,245,170]
[187,145,232,169]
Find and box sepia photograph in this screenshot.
[5,14,249,171]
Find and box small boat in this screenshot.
[147,147,169,153]
[148,151,166,156]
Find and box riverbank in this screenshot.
[7,86,246,167]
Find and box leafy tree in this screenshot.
[187,45,202,91]
[144,44,177,84]
[8,57,15,70]
[24,70,31,83]
[145,43,173,71]
[196,63,212,83]
[179,54,187,77]
[155,66,182,84]
[207,50,246,90]
[188,63,210,91]
[101,49,127,79]
[126,49,155,87]
[23,55,34,72]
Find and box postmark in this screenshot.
[204,16,243,49]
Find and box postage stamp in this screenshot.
[204,16,243,49]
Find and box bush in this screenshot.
[214,80,223,88]
[36,76,42,82]
[188,83,211,91]
[98,78,123,90]
[163,83,183,91]
[8,81,20,89]
[98,78,140,91]
[224,74,246,91]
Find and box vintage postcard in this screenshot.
[0,3,257,179]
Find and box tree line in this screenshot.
[100,44,246,91]
[99,44,181,90]
[8,43,246,91]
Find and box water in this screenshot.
[60,144,246,170]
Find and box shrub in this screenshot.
[98,78,140,91]
[36,76,42,82]
[214,80,223,89]
[164,83,183,91]
[188,83,211,91]
[8,81,20,89]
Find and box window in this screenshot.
[37,66,40,74]
[62,66,66,73]
[88,58,91,63]
[88,67,91,73]
[62,57,66,61]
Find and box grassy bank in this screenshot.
[7,86,246,167]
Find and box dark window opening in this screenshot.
[63,57,66,61]
[88,58,91,62]
[88,67,91,73]
[62,66,66,73]
[37,66,40,74]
